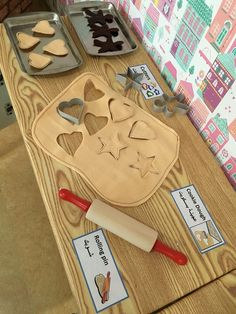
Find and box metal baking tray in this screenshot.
[64,1,137,56]
[4,12,83,75]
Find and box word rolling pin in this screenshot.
[59,189,188,265]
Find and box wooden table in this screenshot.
[0,20,236,313]
[160,270,236,313]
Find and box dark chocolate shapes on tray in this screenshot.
[91,24,119,38]
[94,38,123,53]
[85,9,113,26]
[84,8,123,53]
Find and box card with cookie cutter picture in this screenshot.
[32,72,180,207]
[4,12,82,75]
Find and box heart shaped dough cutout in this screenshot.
[32,20,55,35]
[109,99,134,122]
[129,121,156,140]
[57,132,83,156]
[43,39,68,56]
[28,52,52,69]
[16,32,40,50]
[84,80,105,101]
[84,113,108,135]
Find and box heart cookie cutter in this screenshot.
[57,98,84,125]
[152,93,189,117]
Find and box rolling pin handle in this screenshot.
[152,240,188,265]
[59,188,91,212]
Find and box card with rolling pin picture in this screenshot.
[73,229,128,312]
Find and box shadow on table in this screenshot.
[0,123,78,314]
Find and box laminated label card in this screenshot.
[129,64,163,99]
[73,229,128,312]
[171,185,225,253]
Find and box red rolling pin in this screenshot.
[59,188,188,265]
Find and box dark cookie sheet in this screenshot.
[64,1,137,56]
[85,8,123,53]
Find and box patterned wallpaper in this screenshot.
[106,0,236,190]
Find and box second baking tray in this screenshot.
[64,1,137,56]
[4,12,83,75]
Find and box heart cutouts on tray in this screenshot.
[16,32,40,50]
[84,113,108,135]
[109,99,134,122]
[43,39,68,56]
[28,52,52,69]
[57,132,83,156]
[32,20,55,35]
[129,121,156,140]
[84,80,105,101]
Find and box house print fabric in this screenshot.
[170,0,213,71]
[107,0,236,190]
[61,0,236,190]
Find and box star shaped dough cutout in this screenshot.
[130,153,159,177]
[98,132,127,160]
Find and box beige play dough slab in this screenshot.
[43,39,68,56]
[32,20,55,35]
[16,32,40,50]
[32,72,180,206]
[28,52,52,69]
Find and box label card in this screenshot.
[129,64,163,99]
[73,229,128,312]
[171,185,225,253]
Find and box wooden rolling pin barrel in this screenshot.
[59,189,188,265]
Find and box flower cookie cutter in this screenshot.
[152,93,189,117]
[57,98,84,125]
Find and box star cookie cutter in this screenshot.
[57,98,84,125]
[152,93,189,117]
[116,67,144,91]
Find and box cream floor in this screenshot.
[0,123,78,314]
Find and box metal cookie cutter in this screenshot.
[152,93,189,117]
[57,98,84,125]
[116,67,144,91]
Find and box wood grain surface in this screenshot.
[159,270,236,314]
[0,19,236,314]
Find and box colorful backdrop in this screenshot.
[106,0,236,190]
